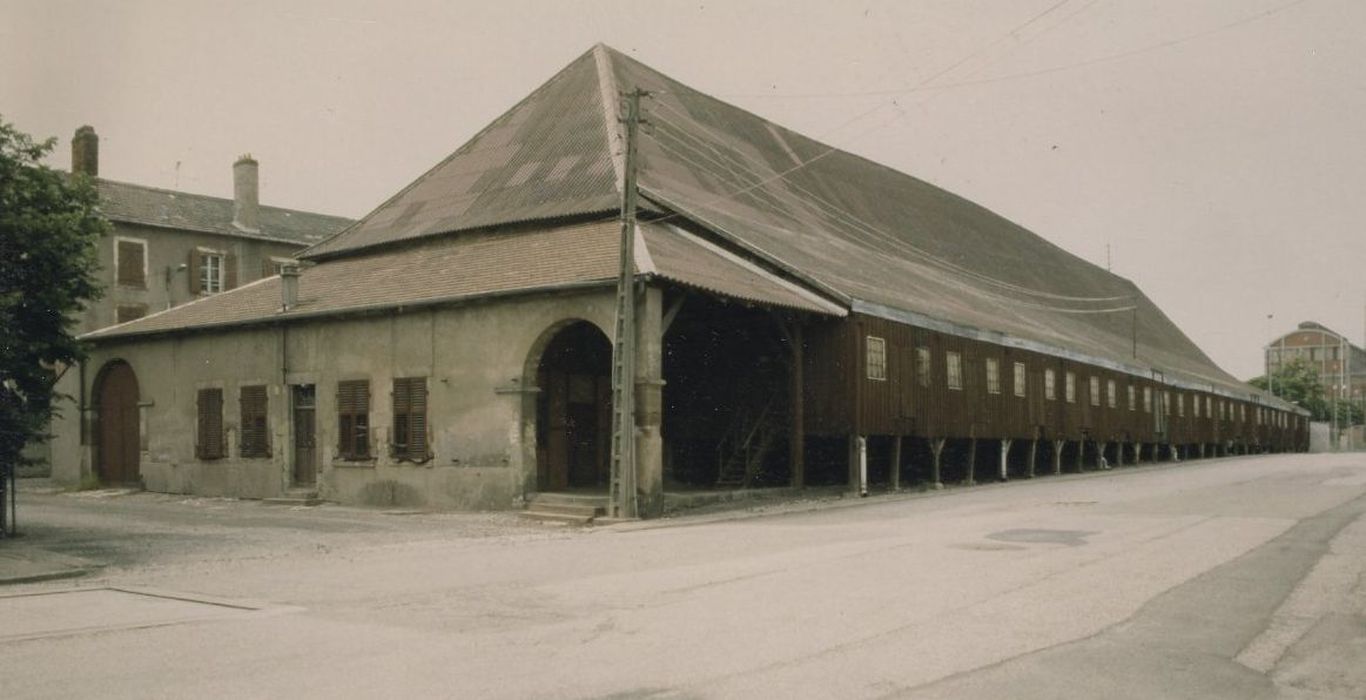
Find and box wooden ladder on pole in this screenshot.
[607,88,644,519]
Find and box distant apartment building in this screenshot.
[1265,321,1366,407]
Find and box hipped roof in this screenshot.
[93,45,1293,409]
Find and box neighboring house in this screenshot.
[53,46,1307,516]
[31,127,352,477]
[67,126,354,333]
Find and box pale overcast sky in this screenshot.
[3,0,1363,381]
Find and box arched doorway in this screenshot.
[95,360,140,485]
[535,321,612,492]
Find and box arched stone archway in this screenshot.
[530,321,613,492]
[94,360,140,485]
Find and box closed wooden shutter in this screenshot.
[239,385,269,458]
[188,250,202,295]
[116,240,146,288]
[391,377,428,462]
[224,253,238,290]
[337,380,370,459]
[196,388,223,459]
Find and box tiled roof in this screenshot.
[95,178,353,245]
[84,219,841,341]
[96,44,1285,406]
[300,47,622,259]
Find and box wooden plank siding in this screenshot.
[801,313,1308,450]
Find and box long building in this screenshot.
[51,45,1308,517]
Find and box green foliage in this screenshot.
[1250,358,1363,425]
[0,117,107,471]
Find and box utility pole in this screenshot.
[607,88,645,519]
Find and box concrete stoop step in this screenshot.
[263,489,323,507]
[522,493,609,526]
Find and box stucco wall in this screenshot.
[55,287,630,511]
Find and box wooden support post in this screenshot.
[966,438,977,486]
[789,324,804,489]
[1116,441,1124,467]
[858,436,868,497]
[1052,440,1064,475]
[1074,439,1085,472]
[1026,439,1037,478]
[929,437,945,489]
[1199,443,1206,459]
[890,435,902,492]
[998,439,1012,482]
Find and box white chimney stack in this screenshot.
[233,154,259,232]
[281,263,300,311]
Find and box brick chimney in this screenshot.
[71,126,98,176]
[232,154,259,232]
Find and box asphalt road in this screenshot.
[3,453,1364,699]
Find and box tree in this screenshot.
[1249,357,1362,425]
[1,117,107,530]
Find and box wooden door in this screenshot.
[292,385,317,485]
[97,362,140,484]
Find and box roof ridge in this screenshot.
[92,175,350,221]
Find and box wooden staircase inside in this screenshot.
[522,492,609,525]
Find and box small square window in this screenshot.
[866,336,887,381]
[1013,362,1026,397]
[946,351,963,390]
[985,358,1000,394]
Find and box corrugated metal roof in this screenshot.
[94,178,352,245]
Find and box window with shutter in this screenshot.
[239,385,269,458]
[337,380,370,459]
[115,238,146,288]
[391,377,429,462]
[196,388,224,460]
[193,250,226,294]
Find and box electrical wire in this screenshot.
[649,108,1134,304]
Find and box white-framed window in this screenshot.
[985,358,1000,394]
[1177,393,1185,417]
[1065,372,1076,403]
[114,236,148,289]
[1106,379,1117,408]
[1089,376,1100,406]
[1045,368,1056,400]
[866,336,887,381]
[1127,385,1136,411]
[946,351,963,390]
[1240,404,1246,422]
[194,248,226,294]
[1206,396,1212,417]
[1163,391,1171,414]
[1143,387,1152,413]
[916,347,931,388]
[1013,362,1026,397]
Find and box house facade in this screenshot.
[52,46,1307,515]
[36,127,352,477]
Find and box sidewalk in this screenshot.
[0,540,98,585]
[1,477,100,585]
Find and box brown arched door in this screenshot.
[96,361,140,485]
[535,322,612,492]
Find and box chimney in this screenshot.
[280,263,300,311]
[71,126,98,176]
[232,154,259,232]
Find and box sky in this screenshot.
[3,0,1363,381]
